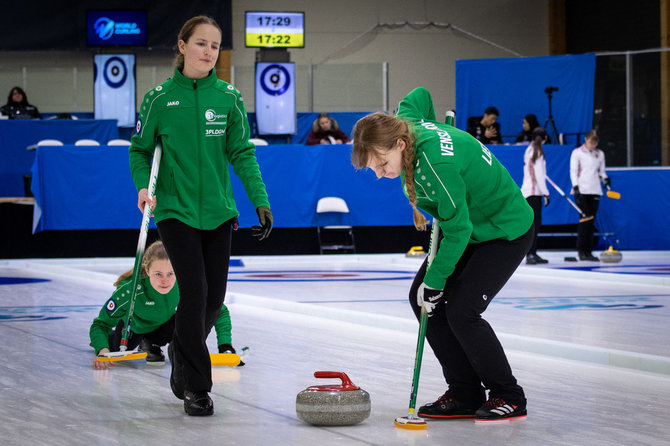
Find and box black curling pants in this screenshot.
[157,218,233,393]
[575,194,599,257]
[525,196,542,256]
[409,226,533,405]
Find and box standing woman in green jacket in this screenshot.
[352,88,533,423]
[129,16,271,416]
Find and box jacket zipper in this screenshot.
[193,78,203,228]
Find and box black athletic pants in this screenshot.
[525,196,542,256]
[409,225,534,405]
[157,218,233,393]
[108,317,175,351]
[575,194,599,257]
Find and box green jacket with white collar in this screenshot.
[129,68,270,230]
[397,88,533,289]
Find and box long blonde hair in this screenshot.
[352,113,428,231]
[173,15,222,70]
[114,241,170,287]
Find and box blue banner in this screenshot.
[94,54,135,127]
[456,54,596,145]
[255,62,296,134]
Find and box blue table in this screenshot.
[0,119,118,196]
[29,143,670,250]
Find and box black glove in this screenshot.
[603,177,611,188]
[543,195,550,207]
[251,206,273,241]
[573,185,580,196]
[231,217,239,231]
[416,283,445,316]
[218,344,235,354]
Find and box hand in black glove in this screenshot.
[543,195,550,207]
[416,283,445,316]
[218,344,236,354]
[603,177,611,188]
[573,185,580,196]
[251,206,273,241]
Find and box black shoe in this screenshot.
[139,339,165,363]
[184,391,213,416]
[474,397,527,423]
[534,254,549,264]
[417,390,482,419]
[579,254,600,261]
[167,343,184,400]
[526,254,538,265]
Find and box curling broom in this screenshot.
[396,111,451,430]
[394,219,440,430]
[97,142,162,362]
[545,176,594,223]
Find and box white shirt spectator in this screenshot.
[520,145,549,198]
[570,144,607,195]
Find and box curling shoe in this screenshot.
[417,389,481,419]
[168,343,184,400]
[526,253,548,265]
[474,397,527,423]
[139,339,165,363]
[579,254,600,262]
[184,391,214,416]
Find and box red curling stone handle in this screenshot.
[313,371,359,391]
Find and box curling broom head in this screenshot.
[394,414,427,430]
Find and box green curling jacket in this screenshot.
[397,87,533,289]
[129,68,270,230]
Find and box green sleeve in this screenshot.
[225,89,270,210]
[89,282,131,354]
[397,87,437,122]
[418,160,473,290]
[129,88,161,192]
[213,303,232,346]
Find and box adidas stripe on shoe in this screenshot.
[474,397,527,423]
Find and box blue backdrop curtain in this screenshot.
[455,54,596,145]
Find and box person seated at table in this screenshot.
[306,112,351,145]
[466,106,501,145]
[0,86,41,120]
[515,113,550,144]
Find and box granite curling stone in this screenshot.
[600,246,623,263]
[296,371,371,426]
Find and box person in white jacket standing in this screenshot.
[570,130,610,261]
[521,127,551,264]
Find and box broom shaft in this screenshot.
[120,142,162,351]
[406,219,440,413]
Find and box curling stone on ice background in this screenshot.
[600,245,623,263]
[296,371,371,426]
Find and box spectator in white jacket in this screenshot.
[570,130,610,261]
[521,127,550,264]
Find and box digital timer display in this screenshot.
[245,11,304,48]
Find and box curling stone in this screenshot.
[406,246,426,258]
[600,246,623,263]
[296,371,371,426]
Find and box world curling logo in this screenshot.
[94,17,141,40]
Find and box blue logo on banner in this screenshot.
[94,18,116,40]
[87,11,147,46]
[260,64,291,96]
